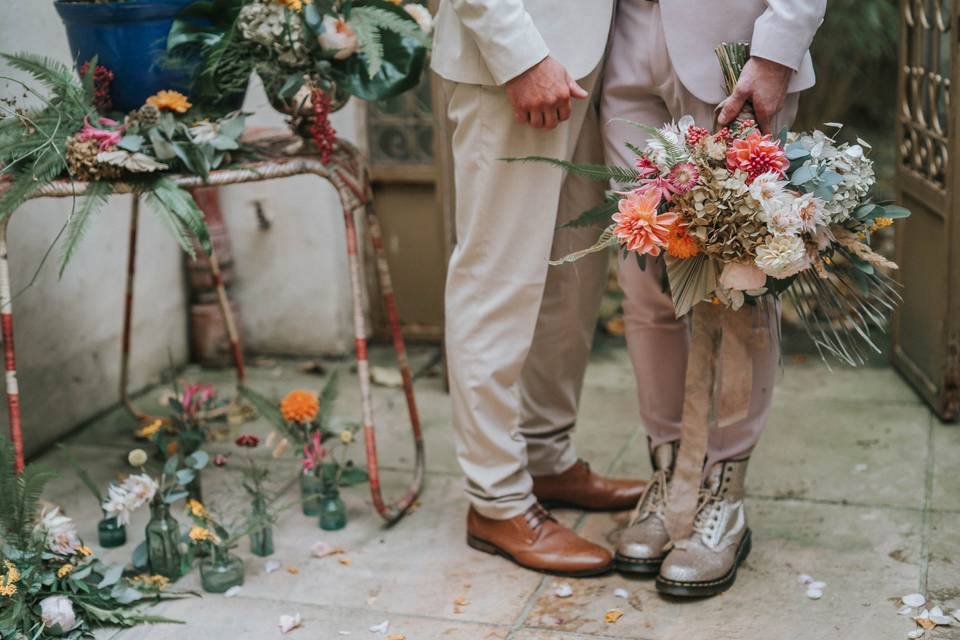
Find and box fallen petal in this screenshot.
[903,594,926,608]
[929,606,944,618]
[916,618,937,631]
[899,606,914,616]
[265,560,282,574]
[854,464,868,472]
[338,633,350,637]
[798,574,814,585]
[369,620,389,635]
[278,613,302,634]
[311,541,334,557]
[806,588,823,600]
[604,609,624,624]
[224,586,243,598]
[386,635,405,640]
[613,588,629,599]
[554,584,573,598]
[930,615,953,626]
[809,581,827,590]
[907,629,924,639]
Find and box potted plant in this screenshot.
[183,500,245,593]
[240,373,368,530]
[232,434,278,557]
[169,0,432,160]
[54,0,201,112]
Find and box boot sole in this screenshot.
[654,529,752,598]
[539,499,637,513]
[614,552,666,576]
[466,533,612,578]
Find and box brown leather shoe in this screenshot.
[466,504,613,577]
[532,459,646,511]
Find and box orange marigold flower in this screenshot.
[57,564,74,578]
[276,0,312,11]
[280,390,320,423]
[664,221,701,259]
[146,90,191,113]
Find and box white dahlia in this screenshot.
[791,192,830,234]
[318,15,359,60]
[36,507,81,555]
[755,235,810,279]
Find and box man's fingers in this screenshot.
[718,91,748,125]
[515,109,527,124]
[568,78,588,100]
[542,108,559,131]
[528,110,545,129]
[557,101,571,123]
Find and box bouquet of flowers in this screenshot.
[0,53,247,274]
[0,438,181,638]
[535,43,910,365]
[169,0,432,159]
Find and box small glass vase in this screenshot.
[249,497,274,557]
[200,549,244,594]
[98,516,127,548]
[145,500,183,579]
[299,473,323,516]
[319,474,346,531]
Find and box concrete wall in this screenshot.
[0,1,360,455]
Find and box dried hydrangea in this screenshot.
[238,0,309,67]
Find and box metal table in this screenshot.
[0,134,424,523]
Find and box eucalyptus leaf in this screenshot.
[185,450,209,470]
[790,165,817,185]
[148,128,177,161]
[881,204,911,219]
[163,454,180,476]
[339,467,369,487]
[97,564,125,589]
[118,134,144,152]
[175,468,195,485]
[164,490,189,503]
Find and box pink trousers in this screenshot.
[600,0,798,467]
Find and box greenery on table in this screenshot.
[0,53,247,274]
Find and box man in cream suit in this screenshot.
[603,0,825,597]
[432,0,644,577]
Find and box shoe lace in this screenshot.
[691,489,722,536]
[523,503,557,531]
[630,469,668,523]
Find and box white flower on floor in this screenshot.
[902,594,927,608]
[40,596,78,633]
[369,620,390,635]
[554,584,573,598]
[613,588,629,599]
[278,613,302,634]
[224,586,242,598]
[907,629,924,639]
[264,560,282,574]
[36,507,81,555]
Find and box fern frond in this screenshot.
[14,464,56,546]
[562,197,619,229]
[610,118,688,166]
[503,156,641,184]
[348,10,385,77]
[0,436,17,541]
[1,53,83,102]
[142,178,210,257]
[59,181,112,276]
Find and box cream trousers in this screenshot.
[442,67,608,519]
[601,0,798,468]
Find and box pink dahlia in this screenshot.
[726,130,790,182]
[612,189,678,256]
[668,162,700,194]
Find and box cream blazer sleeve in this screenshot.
[751,0,827,72]
[446,0,550,85]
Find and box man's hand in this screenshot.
[505,56,588,131]
[717,57,793,133]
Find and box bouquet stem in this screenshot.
[715,42,756,125]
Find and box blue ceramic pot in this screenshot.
[54,0,196,112]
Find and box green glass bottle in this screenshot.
[145,500,182,579]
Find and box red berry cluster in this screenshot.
[714,127,733,143]
[309,87,337,163]
[685,126,710,146]
[79,61,114,112]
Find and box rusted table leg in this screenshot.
[330,164,424,524]
[0,217,24,471]
[119,196,153,423]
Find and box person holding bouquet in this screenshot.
[601,0,826,596]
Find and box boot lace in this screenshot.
[691,489,722,537]
[630,468,668,524]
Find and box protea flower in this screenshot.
[668,162,700,194]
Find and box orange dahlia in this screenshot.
[726,130,789,182]
[665,221,701,259]
[612,188,677,256]
[280,389,320,423]
[146,90,191,113]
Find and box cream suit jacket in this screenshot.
[431,0,825,100]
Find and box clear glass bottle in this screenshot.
[145,499,182,579]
